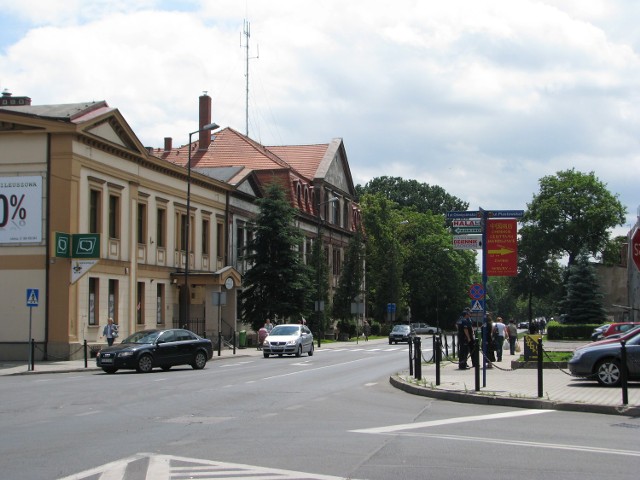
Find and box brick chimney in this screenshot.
[199,93,212,150]
[164,137,172,151]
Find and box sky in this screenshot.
[1,0,639,239]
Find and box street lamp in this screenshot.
[315,196,339,347]
[183,122,219,329]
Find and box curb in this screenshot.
[389,375,640,417]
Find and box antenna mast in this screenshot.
[241,20,259,137]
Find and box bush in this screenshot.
[546,321,599,340]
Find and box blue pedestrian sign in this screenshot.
[26,288,39,307]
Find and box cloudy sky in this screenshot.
[1,0,638,237]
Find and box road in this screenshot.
[0,339,638,479]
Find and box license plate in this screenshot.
[100,358,113,364]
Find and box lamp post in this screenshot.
[315,196,339,347]
[183,122,219,329]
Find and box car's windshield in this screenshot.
[269,326,300,336]
[122,330,160,344]
[393,326,409,332]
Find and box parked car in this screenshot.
[262,324,314,358]
[578,325,640,351]
[389,324,416,344]
[568,333,640,386]
[591,323,611,341]
[517,321,529,329]
[96,328,213,374]
[598,322,640,340]
[410,323,440,335]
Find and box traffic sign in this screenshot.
[486,219,518,276]
[470,299,484,312]
[469,283,485,300]
[453,235,482,250]
[26,288,39,307]
[446,211,480,219]
[452,226,482,235]
[632,228,640,271]
[487,210,524,218]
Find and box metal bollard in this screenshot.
[84,339,88,368]
[621,340,628,405]
[435,335,441,386]
[408,338,414,376]
[537,337,543,398]
[413,336,422,381]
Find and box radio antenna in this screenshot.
[241,19,259,137]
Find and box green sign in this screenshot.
[73,234,100,258]
[55,232,71,258]
[452,226,482,235]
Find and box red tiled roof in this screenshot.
[267,144,329,180]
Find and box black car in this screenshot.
[96,329,213,374]
[388,324,415,344]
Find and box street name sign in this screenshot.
[446,210,480,219]
[453,235,483,250]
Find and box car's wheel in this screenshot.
[191,351,208,370]
[102,367,117,374]
[136,354,153,373]
[295,345,302,357]
[596,358,622,387]
[263,352,270,358]
[308,343,314,356]
[161,366,171,371]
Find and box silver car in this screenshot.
[262,324,314,358]
[411,323,440,335]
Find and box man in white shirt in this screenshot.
[492,316,508,362]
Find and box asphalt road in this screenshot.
[0,340,638,479]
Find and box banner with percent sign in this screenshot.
[0,176,43,244]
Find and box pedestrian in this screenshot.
[457,310,474,369]
[102,317,118,346]
[265,319,273,333]
[485,314,495,366]
[493,316,507,362]
[258,325,268,350]
[507,319,518,355]
[363,320,371,341]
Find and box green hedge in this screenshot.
[546,321,599,340]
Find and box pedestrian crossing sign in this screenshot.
[26,288,39,307]
[470,299,484,312]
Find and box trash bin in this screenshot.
[238,330,247,349]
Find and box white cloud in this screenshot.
[0,0,638,230]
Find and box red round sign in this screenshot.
[632,229,640,271]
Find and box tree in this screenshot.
[523,169,626,266]
[240,183,312,332]
[355,176,468,215]
[561,255,607,324]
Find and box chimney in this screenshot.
[164,137,172,151]
[199,93,212,150]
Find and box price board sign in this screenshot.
[0,176,42,244]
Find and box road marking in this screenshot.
[57,453,360,479]
[364,382,377,387]
[351,410,553,434]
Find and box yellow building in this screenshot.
[0,97,240,361]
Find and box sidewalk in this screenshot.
[391,341,640,417]
[2,339,638,416]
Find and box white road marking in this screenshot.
[351,410,553,434]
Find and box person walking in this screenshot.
[102,317,118,346]
[363,320,371,341]
[485,314,495,367]
[507,319,518,355]
[457,310,474,369]
[493,316,507,362]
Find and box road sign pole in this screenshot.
[479,207,488,387]
[28,306,33,371]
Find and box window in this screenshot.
[177,212,188,251]
[216,220,224,259]
[89,277,99,326]
[137,203,147,244]
[202,219,210,255]
[236,223,245,260]
[156,283,165,325]
[108,194,120,239]
[156,208,166,248]
[137,282,145,325]
[89,190,102,234]
[108,279,118,324]
[333,248,342,276]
